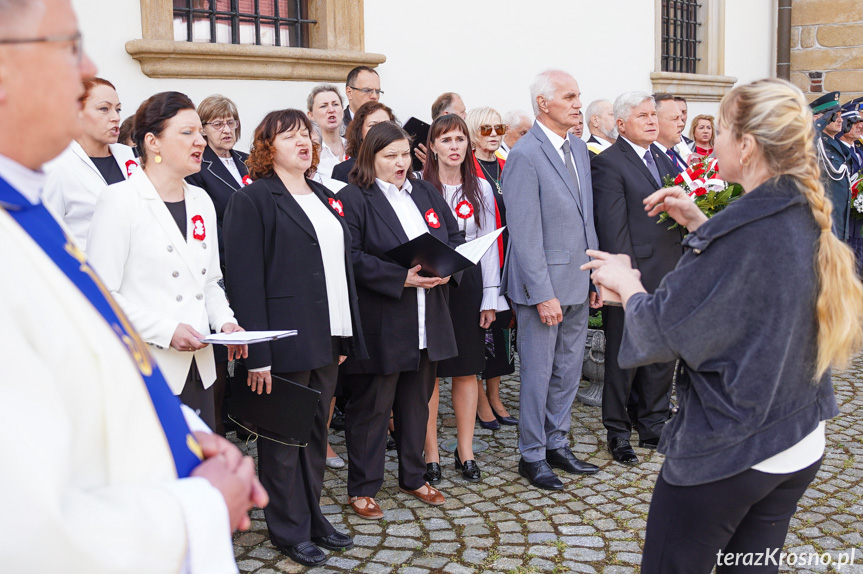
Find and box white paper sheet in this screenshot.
[454,226,505,264]
[198,330,298,345]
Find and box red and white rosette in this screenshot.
[329,197,344,216]
[425,208,441,228]
[455,200,473,219]
[242,175,253,187]
[125,159,139,177]
[191,215,206,241]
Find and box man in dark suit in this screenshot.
[343,66,381,128]
[652,93,687,173]
[811,91,852,239]
[591,92,683,465]
[502,70,601,491]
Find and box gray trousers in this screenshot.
[514,299,590,462]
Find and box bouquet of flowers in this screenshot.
[850,173,863,228]
[658,157,743,229]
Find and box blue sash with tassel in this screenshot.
[0,175,202,477]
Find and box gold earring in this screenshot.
[154,154,162,164]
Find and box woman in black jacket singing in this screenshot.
[583,79,863,573]
[223,109,365,568]
[339,122,463,519]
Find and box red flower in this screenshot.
[191,215,206,240]
[693,186,708,197]
[242,175,252,186]
[455,200,474,219]
[425,208,441,228]
[673,173,684,185]
[329,197,344,216]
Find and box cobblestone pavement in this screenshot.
[230,357,863,574]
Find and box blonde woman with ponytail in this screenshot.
[582,78,863,573]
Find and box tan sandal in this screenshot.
[348,495,384,519]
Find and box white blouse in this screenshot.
[317,137,348,179]
[291,193,352,337]
[218,156,244,186]
[442,178,501,312]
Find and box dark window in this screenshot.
[661,0,701,74]
[172,0,315,48]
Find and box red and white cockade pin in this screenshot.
[191,215,206,241]
[125,159,139,177]
[242,175,252,187]
[425,208,441,228]
[329,197,344,216]
[455,200,473,219]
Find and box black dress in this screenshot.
[476,157,516,379]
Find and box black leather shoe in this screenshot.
[454,450,481,482]
[280,541,327,567]
[330,406,346,431]
[476,414,500,430]
[386,433,397,450]
[491,406,519,426]
[311,531,354,551]
[638,438,659,450]
[608,437,639,465]
[546,446,599,474]
[518,457,564,490]
[424,462,442,485]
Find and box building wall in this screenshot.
[790,0,863,102]
[72,0,776,151]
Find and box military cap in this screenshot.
[810,91,841,114]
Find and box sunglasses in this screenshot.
[479,124,508,136]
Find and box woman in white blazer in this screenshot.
[43,77,138,250]
[88,91,247,428]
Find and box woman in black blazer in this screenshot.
[185,95,250,436]
[223,109,366,568]
[339,122,463,519]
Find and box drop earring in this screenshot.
[154,154,162,164]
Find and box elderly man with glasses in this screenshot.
[0,0,266,571]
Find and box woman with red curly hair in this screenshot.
[222,109,366,568]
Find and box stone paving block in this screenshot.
[442,565,474,574]
[372,549,412,565]
[237,559,263,571]
[561,535,605,548]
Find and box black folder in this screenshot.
[227,364,321,445]
[385,232,474,278]
[403,117,430,172]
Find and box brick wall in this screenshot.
[790,0,863,102]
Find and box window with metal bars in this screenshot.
[172,0,315,48]
[661,0,701,74]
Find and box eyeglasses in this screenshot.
[204,119,238,131]
[0,31,83,66]
[349,87,384,96]
[479,124,508,136]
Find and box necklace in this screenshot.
[477,159,501,194]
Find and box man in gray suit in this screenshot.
[502,70,602,490]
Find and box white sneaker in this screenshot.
[326,455,345,469]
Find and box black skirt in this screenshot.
[481,309,516,379]
[437,264,486,377]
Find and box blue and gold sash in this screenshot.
[0,176,202,477]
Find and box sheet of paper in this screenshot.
[198,330,298,345]
[454,227,505,264]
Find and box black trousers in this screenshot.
[602,305,674,442]
[178,358,216,430]
[343,350,437,496]
[642,459,822,574]
[257,344,339,548]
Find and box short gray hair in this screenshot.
[584,99,611,124]
[0,0,39,32]
[503,110,531,128]
[613,91,654,123]
[530,70,566,116]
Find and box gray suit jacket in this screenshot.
[501,121,599,307]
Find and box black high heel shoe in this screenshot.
[424,462,442,485]
[491,406,518,426]
[454,450,481,482]
[476,413,500,430]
